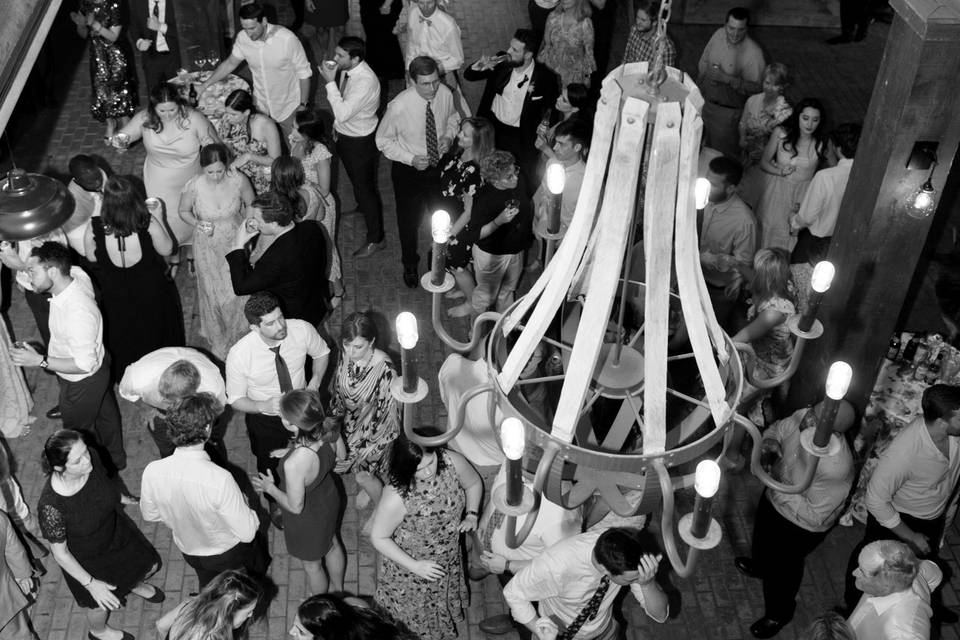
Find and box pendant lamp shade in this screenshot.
[0,169,74,241]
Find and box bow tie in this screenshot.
[419,15,432,26]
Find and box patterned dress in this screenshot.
[182,171,250,359]
[738,94,792,208]
[295,140,341,283]
[0,322,34,438]
[375,451,467,640]
[539,11,596,87]
[332,351,401,474]
[747,295,796,380]
[217,117,272,194]
[80,0,137,122]
[438,149,482,270]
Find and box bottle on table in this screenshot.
[188,83,199,108]
[902,333,923,363]
[927,350,945,383]
[887,334,902,360]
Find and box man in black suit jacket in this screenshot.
[463,28,559,194]
[227,191,329,327]
[129,0,183,91]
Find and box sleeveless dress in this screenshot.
[91,218,185,378]
[295,140,342,284]
[748,295,797,380]
[182,171,250,359]
[374,451,467,640]
[755,135,820,251]
[738,94,792,208]
[438,149,482,270]
[38,452,160,609]
[278,444,340,561]
[332,352,401,474]
[217,118,272,194]
[141,111,214,245]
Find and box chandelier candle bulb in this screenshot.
[430,210,451,286]
[690,460,721,539]
[395,312,419,394]
[545,162,565,235]
[798,260,835,332]
[500,418,526,506]
[814,361,853,448]
[694,177,711,210]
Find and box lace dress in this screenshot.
[80,0,137,122]
[539,12,596,86]
[438,149,482,269]
[332,351,401,474]
[38,453,160,609]
[295,140,341,283]
[755,134,820,251]
[182,171,250,359]
[217,118,272,194]
[747,295,796,380]
[374,451,467,640]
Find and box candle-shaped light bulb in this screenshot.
[431,210,451,243]
[694,460,721,498]
[396,312,418,349]
[825,361,852,400]
[694,177,711,210]
[545,162,566,196]
[810,261,835,293]
[501,418,526,506]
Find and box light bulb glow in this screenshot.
[545,162,566,196]
[694,177,711,209]
[431,210,451,243]
[907,181,937,219]
[395,312,419,349]
[825,361,853,400]
[811,261,835,293]
[694,460,721,498]
[500,418,526,460]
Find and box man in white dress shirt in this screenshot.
[848,540,941,640]
[119,347,226,458]
[199,2,312,137]
[404,0,464,86]
[11,242,126,475]
[141,393,263,588]
[226,292,329,483]
[376,55,460,287]
[319,36,385,258]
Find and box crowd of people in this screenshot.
[0,0,952,639]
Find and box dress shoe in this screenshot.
[750,616,789,639]
[89,632,134,640]
[353,240,385,258]
[403,266,419,289]
[46,405,62,420]
[141,584,166,603]
[735,556,761,579]
[479,614,515,635]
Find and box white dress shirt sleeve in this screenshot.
[66,303,102,374]
[502,555,563,625]
[376,101,416,165]
[628,582,669,623]
[225,346,250,406]
[118,363,143,402]
[215,477,259,543]
[326,71,377,125]
[304,324,330,359]
[287,34,313,80]
[794,171,828,231]
[139,471,162,523]
[441,87,461,139]
[865,428,915,529]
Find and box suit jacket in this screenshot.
[226,223,329,326]
[0,513,31,629]
[129,0,181,64]
[463,60,559,150]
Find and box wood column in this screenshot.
[787,0,960,411]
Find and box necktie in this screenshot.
[269,345,294,393]
[425,101,439,166]
[153,0,169,53]
[558,575,611,640]
[339,71,349,95]
[419,14,432,26]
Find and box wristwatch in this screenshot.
[40,357,49,370]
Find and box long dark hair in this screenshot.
[339,311,378,349]
[385,427,447,496]
[297,594,419,640]
[102,175,150,237]
[225,89,256,140]
[270,156,308,219]
[280,389,341,446]
[294,108,329,154]
[780,97,827,160]
[41,429,84,473]
[145,83,190,133]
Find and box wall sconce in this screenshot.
[694,177,711,210]
[905,141,938,219]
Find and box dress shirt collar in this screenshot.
[51,278,81,301]
[248,23,278,45]
[511,60,535,81]
[864,588,916,616]
[173,446,211,461]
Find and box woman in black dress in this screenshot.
[38,430,163,640]
[359,0,404,114]
[83,175,184,379]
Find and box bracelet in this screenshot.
[466,510,478,517]
[83,576,94,587]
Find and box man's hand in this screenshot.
[234,217,260,248]
[535,617,559,640]
[438,136,453,155]
[479,551,508,574]
[905,530,932,556]
[136,38,152,51]
[10,342,43,368]
[471,55,498,72]
[69,11,86,27]
[635,553,662,585]
[706,64,732,85]
[699,251,719,269]
[495,203,520,227]
[319,63,337,84]
[412,155,431,171]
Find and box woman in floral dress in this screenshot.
[371,428,482,640]
[217,89,281,194]
[539,0,596,87]
[179,143,255,359]
[71,0,137,141]
[332,312,401,509]
[737,63,793,208]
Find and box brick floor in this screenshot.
[4,3,959,640]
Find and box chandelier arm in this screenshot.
[505,442,559,549]
[736,335,808,391]
[652,458,700,579]
[430,293,500,353]
[736,413,819,495]
[404,383,495,447]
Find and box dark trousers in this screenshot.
[527,0,552,42]
[590,0,616,85]
[790,229,832,265]
[391,162,441,269]
[183,539,268,588]
[752,493,829,621]
[60,358,126,472]
[336,132,384,244]
[245,412,290,478]
[493,120,537,198]
[843,511,946,611]
[23,289,51,346]
[839,0,869,37]
[142,52,181,94]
